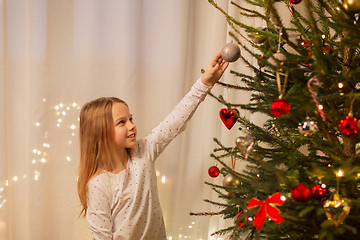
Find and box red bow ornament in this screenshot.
[247,192,284,231]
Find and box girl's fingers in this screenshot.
[211,51,222,66]
[222,62,229,71]
[210,51,228,72]
[215,51,222,59]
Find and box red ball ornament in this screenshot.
[299,39,310,48]
[257,55,267,67]
[236,211,246,228]
[271,99,291,118]
[339,116,358,136]
[290,0,302,4]
[311,184,327,199]
[291,184,311,202]
[323,45,331,52]
[208,166,220,178]
[299,40,312,57]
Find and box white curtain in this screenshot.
[0,0,264,239]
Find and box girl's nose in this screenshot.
[128,121,136,130]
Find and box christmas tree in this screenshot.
[192,0,360,239]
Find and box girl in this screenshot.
[77,51,229,239]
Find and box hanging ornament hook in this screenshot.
[349,97,356,117]
[277,27,283,52]
[231,147,236,169]
[276,70,288,99]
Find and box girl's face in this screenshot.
[112,102,137,150]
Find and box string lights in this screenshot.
[0,101,80,209]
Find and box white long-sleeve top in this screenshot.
[86,78,212,240]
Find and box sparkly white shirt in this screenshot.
[86,78,212,240]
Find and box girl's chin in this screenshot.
[126,142,137,149]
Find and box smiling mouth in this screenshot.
[128,133,136,138]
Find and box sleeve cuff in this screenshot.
[193,77,213,92]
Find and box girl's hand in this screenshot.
[201,51,229,87]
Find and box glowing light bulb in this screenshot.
[337,170,344,177]
[34,170,40,181]
[0,199,7,208]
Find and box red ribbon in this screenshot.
[247,192,284,231]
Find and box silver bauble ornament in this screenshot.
[235,136,256,159]
[221,43,241,62]
[343,0,360,13]
[222,174,242,188]
[298,117,318,136]
[251,35,266,44]
[248,28,266,44]
[268,51,286,67]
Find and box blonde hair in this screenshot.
[77,97,127,217]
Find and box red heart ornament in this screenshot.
[219,108,239,130]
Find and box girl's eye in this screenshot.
[117,120,125,125]
[130,117,134,123]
